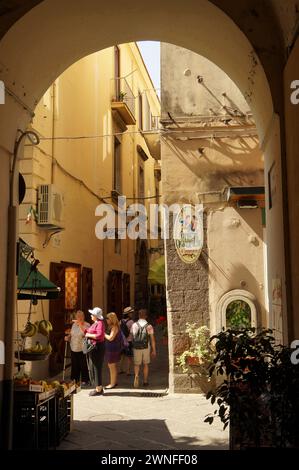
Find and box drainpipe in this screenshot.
[1,130,39,449]
[51,82,56,183]
[102,238,105,309]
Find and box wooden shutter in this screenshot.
[49,262,66,375]
[107,270,123,318]
[82,267,93,323]
[123,273,130,310]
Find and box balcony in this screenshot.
[141,115,161,160]
[111,77,136,127]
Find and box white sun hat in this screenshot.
[88,307,103,319]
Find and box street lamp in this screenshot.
[2,130,40,450]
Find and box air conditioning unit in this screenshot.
[37,184,65,229]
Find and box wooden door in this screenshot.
[49,262,66,376]
[82,267,93,323]
[107,270,123,318]
[123,273,130,310]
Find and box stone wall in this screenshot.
[166,215,209,393]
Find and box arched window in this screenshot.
[216,289,258,332]
[226,299,251,329]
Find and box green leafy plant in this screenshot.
[177,324,215,374]
[118,91,127,101]
[204,328,299,448]
[226,300,251,329]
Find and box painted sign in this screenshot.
[174,204,203,264]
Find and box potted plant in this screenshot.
[118,91,127,101]
[177,324,215,386]
[204,327,299,448]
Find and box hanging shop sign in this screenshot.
[174,204,203,264]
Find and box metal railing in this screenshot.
[111,77,135,118]
[150,115,160,131]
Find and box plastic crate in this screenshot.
[13,391,56,450]
[55,394,73,445]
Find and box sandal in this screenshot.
[104,383,118,389]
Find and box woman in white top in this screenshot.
[65,310,90,384]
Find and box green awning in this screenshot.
[148,256,165,285]
[17,255,60,300]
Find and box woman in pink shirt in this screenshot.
[78,306,105,396]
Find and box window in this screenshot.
[139,164,145,199]
[114,230,121,255]
[65,267,79,310]
[226,300,251,329]
[155,175,160,212]
[155,175,161,227]
[113,137,122,194]
[143,94,151,131]
[138,92,143,130]
[216,289,258,333]
[114,45,120,99]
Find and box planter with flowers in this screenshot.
[177,324,216,392]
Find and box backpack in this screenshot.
[132,321,149,350]
[119,329,129,350]
[120,318,130,338]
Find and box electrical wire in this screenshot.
[29,145,161,202]
[38,129,159,141]
[32,124,257,142]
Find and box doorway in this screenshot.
[49,262,93,375]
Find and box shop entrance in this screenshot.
[49,262,93,376]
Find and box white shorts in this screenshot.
[133,347,150,365]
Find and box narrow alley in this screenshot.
[59,334,228,450]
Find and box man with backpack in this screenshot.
[131,308,156,388]
[119,306,135,375]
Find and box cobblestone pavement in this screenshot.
[58,390,228,450]
[58,333,228,450]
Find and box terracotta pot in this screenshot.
[186,356,203,366]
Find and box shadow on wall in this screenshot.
[232,207,264,246]
[163,135,262,186]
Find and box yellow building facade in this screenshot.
[18,42,160,377]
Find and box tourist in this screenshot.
[119,306,135,375]
[79,307,105,396]
[65,310,90,385]
[105,312,122,389]
[131,309,156,388]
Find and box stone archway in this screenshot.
[0,0,287,408]
[215,289,259,333]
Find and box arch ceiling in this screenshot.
[0,0,289,114]
[0,0,279,145]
